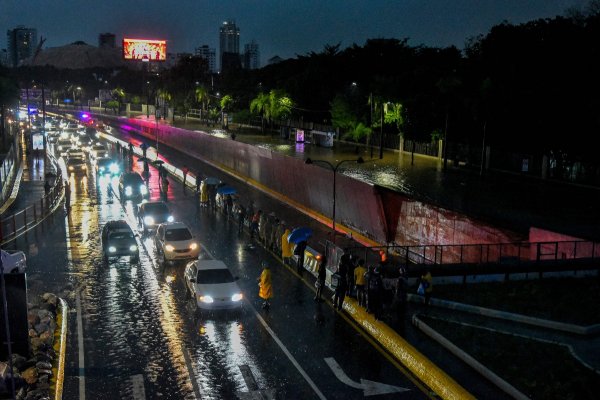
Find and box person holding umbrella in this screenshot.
[258,261,273,310]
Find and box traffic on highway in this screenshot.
[19,113,428,399]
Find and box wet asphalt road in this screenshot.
[14,140,431,399]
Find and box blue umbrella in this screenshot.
[203,177,220,185]
[287,227,313,244]
[217,186,236,195]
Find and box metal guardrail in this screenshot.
[345,240,600,277]
[0,146,18,206]
[0,179,63,245]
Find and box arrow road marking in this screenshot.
[325,357,410,397]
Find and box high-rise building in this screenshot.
[99,33,116,48]
[195,45,216,73]
[6,26,38,67]
[219,20,239,71]
[0,49,8,67]
[243,40,260,70]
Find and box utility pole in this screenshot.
[379,102,384,159]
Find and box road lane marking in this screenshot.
[249,304,327,400]
[325,357,409,396]
[76,290,86,400]
[237,365,276,400]
[131,374,146,400]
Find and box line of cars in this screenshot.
[102,195,243,311]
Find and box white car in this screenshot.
[0,250,26,273]
[154,222,200,264]
[184,259,243,310]
[90,144,108,160]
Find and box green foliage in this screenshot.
[105,100,119,112]
[383,102,405,136]
[330,95,357,131]
[220,94,233,111]
[430,129,442,143]
[194,86,209,110]
[249,89,293,123]
[343,122,372,142]
[131,95,141,104]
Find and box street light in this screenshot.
[304,157,364,244]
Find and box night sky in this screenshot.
[1,0,588,62]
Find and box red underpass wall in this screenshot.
[110,116,523,247]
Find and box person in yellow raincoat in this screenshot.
[258,262,273,309]
[199,180,209,207]
[281,228,293,265]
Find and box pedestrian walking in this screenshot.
[294,240,307,275]
[258,211,267,244]
[128,142,134,156]
[365,265,383,319]
[354,259,367,307]
[394,267,408,323]
[195,171,202,193]
[281,228,292,264]
[314,255,327,302]
[161,176,169,201]
[257,262,273,309]
[250,210,261,239]
[332,260,348,311]
[199,180,208,207]
[418,270,433,306]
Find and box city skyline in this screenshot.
[0,0,588,62]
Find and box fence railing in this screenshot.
[344,240,600,276]
[0,179,63,244]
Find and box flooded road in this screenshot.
[18,139,429,399]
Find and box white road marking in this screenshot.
[250,305,327,400]
[131,374,146,400]
[76,290,86,400]
[325,357,409,396]
[237,365,276,400]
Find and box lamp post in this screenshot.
[304,157,364,244]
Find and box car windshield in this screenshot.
[69,159,84,165]
[109,231,134,240]
[145,203,168,214]
[165,228,192,241]
[196,269,235,284]
[123,174,142,184]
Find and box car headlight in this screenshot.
[144,216,155,226]
[108,246,117,253]
[68,166,74,171]
[140,185,148,195]
[129,245,138,252]
[109,163,119,174]
[167,216,174,222]
[165,244,175,252]
[231,293,243,302]
[199,295,214,304]
[189,243,198,250]
[125,186,133,196]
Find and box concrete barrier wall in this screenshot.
[103,115,522,247]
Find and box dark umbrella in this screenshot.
[216,186,236,195]
[287,227,313,244]
[153,160,165,166]
[204,177,220,185]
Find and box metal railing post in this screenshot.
[12,214,16,237]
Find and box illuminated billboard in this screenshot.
[123,38,167,61]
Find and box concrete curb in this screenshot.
[412,314,530,400]
[52,298,68,400]
[408,294,600,336]
[342,298,475,400]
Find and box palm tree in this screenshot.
[194,85,209,120]
[112,87,125,114]
[156,88,172,121]
[250,92,270,133]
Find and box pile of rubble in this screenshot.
[0,293,61,400]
